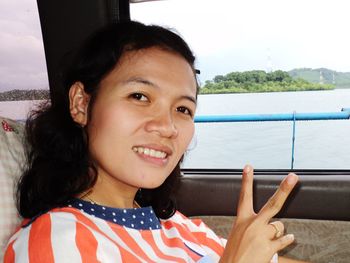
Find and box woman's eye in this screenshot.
[130,93,148,101]
[177,106,193,117]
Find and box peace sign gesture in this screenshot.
[219,165,299,263]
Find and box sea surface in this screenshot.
[183,89,350,169]
[0,89,349,169]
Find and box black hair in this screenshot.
[17,20,198,220]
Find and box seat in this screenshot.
[0,117,25,261]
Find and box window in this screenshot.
[0,0,49,120]
[131,0,350,169]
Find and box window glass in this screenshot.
[131,0,350,169]
[0,0,49,120]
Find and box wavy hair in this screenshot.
[18,21,198,220]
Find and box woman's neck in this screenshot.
[80,174,139,209]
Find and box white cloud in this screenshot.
[1,0,350,90]
[131,0,350,81]
[0,0,48,91]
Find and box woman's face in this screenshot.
[87,47,197,191]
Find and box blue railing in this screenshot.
[194,108,350,123]
[194,108,350,169]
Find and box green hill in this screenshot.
[288,68,350,88]
[0,89,50,101]
[201,70,333,94]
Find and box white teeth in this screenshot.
[132,147,167,159]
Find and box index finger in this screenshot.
[257,173,298,222]
[237,165,255,219]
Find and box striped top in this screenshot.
[4,199,227,262]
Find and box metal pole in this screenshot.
[291,111,296,169]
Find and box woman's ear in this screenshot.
[69,82,90,126]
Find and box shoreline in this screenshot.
[199,87,337,95]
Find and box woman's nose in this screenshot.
[145,111,178,138]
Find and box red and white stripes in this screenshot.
[4,207,225,263]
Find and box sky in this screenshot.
[0,0,47,91]
[131,0,350,82]
[1,0,350,90]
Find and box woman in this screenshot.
[4,21,304,262]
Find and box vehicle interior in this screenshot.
[0,0,349,262]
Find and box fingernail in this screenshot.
[244,164,251,173]
[287,174,298,185]
[285,234,294,241]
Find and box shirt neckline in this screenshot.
[68,198,161,230]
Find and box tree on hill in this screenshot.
[201,70,334,94]
[288,68,350,88]
[0,89,50,101]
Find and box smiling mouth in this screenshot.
[132,146,168,159]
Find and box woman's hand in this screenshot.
[220,165,298,263]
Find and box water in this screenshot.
[0,90,349,169]
[182,89,350,169]
[0,100,42,120]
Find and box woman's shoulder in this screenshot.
[8,206,90,242]
[4,207,101,263]
[13,207,78,234]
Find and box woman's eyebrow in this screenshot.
[124,77,197,105]
[124,77,155,87]
[180,95,197,105]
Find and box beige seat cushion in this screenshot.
[196,215,350,263]
[0,117,25,261]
